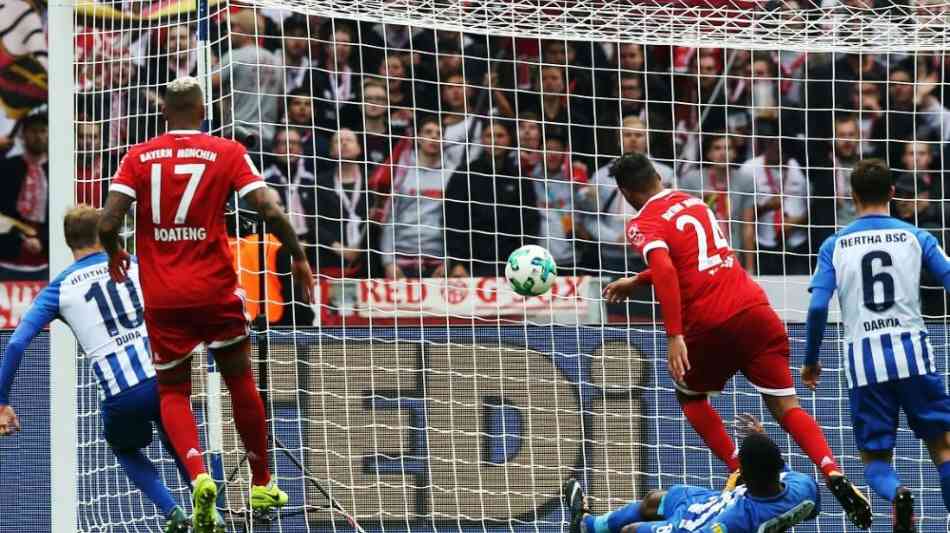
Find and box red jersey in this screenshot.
[627,189,769,335]
[110,130,265,309]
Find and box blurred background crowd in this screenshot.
[3,0,950,319]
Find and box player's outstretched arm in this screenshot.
[642,248,688,381]
[0,283,59,435]
[98,191,135,282]
[602,270,653,303]
[244,186,314,304]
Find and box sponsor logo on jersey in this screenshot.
[154,227,208,242]
[627,224,645,247]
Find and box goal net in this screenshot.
[62,0,950,531]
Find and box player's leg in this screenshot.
[926,435,950,512]
[676,331,741,472]
[101,384,187,530]
[676,391,740,472]
[154,359,207,480]
[211,338,288,512]
[899,373,950,513]
[563,478,664,533]
[740,305,871,529]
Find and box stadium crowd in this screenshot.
[3,5,950,315]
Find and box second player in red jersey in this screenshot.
[109,128,265,309]
[603,153,872,529]
[98,77,314,532]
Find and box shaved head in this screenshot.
[163,76,204,126]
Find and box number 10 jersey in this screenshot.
[110,130,265,309]
[810,214,950,388]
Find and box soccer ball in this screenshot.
[505,245,558,296]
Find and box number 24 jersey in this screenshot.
[110,130,266,309]
[626,189,769,336]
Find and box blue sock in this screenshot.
[865,459,901,502]
[938,461,950,512]
[590,501,644,533]
[114,448,178,517]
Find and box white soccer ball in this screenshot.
[505,245,558,297]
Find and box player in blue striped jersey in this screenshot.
[0,206,189,532]
[563,414,820,533]
[805,159,950,533]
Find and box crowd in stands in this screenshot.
[4,7,950,316]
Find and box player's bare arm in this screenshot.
[98,191,135,282]
[244,186,315,304]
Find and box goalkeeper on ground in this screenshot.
[563,414,819,533]
[0,206,190,533]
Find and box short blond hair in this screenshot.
[64,205,101,250]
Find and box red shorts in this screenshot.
[677,304,795,396]
[145,289,250,370]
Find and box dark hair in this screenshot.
[282,14,308,35]
[416,114,441,135]
[64,204,100,250]
[739,433,785,486]
[610,152,658,193]
[851,159,894,205]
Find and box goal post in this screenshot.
[48,0,78,531]
[53,0,950,531]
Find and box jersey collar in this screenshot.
[168,129,201,134]
[637,188,673,214]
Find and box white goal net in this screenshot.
[61,0,950,531]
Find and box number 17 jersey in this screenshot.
[110,130,266,309]
[626,189,769,336]
[810,215,950,388]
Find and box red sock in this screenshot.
[223,368,271,486]
[158,380,207,480]
[680,396,740,471]
[780,407,840,477]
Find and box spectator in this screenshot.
[440,70,483,169]
[360,78,394,165]
[517,113,543,177]
[850,80,884,156]
[315,129,371,276]
[0,110,48,272]
[279,15,313,94]
[531,133,589,273]
[892,173,941,230]
[444,121,539,277]
[219,9,282,142]
[312,23,362,133]
[75,120,105,207]
[282,87,329,169]
[898,140,942,199]
[831,114,862,226]
[379,54,414,132]
[680,133,756,269]
[596,73,647,157]
[741,125,810,275]
[358,22,414,75]
[144,24,198,90]
[262,128,316,248]
[379,116,457,278]
[541,39,594,99]
[576,115,674,275]
[513,65,594,169]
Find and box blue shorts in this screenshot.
[101,377,163,451]
[849,373,950,451]
[635,485,719,533]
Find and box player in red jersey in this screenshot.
[98,77,314,533]
[603,153,872,529]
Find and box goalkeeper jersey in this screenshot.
[810,215,950,388]
[0,252,154,403]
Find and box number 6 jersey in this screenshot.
[810,215,950,388]
[626,189,770,337]
[110,130,265,309]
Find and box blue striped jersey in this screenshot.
[810,215,950,388]
[0,252,154,401]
